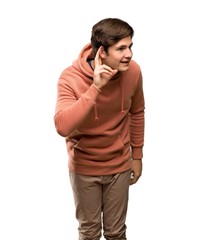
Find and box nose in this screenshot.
[125,48,132,58]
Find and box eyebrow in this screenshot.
[116,42,133,49]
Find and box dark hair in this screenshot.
[91,18,134,56]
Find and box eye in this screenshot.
[118,47,126,52]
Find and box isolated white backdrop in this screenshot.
[0,0,200,239]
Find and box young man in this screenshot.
[54,18,145,240]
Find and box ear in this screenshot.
[99,46,107,59]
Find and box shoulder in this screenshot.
[123,60,142,81]
[129,60,141,73]
[59,62,79,80]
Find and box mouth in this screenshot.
[120,60,130,64]
[120,61,130,66]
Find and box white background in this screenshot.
[0,0,200,239]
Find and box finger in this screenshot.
[99,65,118,75]
[130,172,140,185]
[94,47,102,67]
[130,177,138,185]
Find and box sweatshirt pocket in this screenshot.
[74,135,124,161]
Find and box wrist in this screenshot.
[92,83,102,92]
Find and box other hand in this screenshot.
[130,159,142,185]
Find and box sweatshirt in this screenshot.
[54,43,145,176]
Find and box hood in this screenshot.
[72,43,94,79]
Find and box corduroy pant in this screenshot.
[69,169,131,240]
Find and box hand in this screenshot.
[130,159,142,185]
[93,47,118,89]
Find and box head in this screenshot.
[91,18,134,72]
[91,18,134,56]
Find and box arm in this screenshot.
[54,82,100,137]
[54,47,118,137]
[129,71,145,184]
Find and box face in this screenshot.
[102,36,133,72]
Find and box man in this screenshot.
[54,18,145,240]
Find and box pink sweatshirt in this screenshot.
[54,43,145,176]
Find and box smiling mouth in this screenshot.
[121,59,130,63]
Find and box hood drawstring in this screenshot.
[120,76,125,114]
[94,103,99,121]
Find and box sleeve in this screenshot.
[54,77,101,137]
[129,70,145,159]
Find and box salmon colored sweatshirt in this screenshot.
[54,43,145,176]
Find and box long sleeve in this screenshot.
[54,77,100,137]
[129,71,145,159]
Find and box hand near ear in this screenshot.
[93,47,118,89]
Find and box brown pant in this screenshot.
[69,170,131,240]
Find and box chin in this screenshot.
[119,66,130,72]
